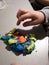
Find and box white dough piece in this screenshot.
[16,19,34,30]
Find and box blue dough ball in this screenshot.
[10,41,24,52]
[16,44,24,51]
[1,36,11,40]
[22,39,31,48]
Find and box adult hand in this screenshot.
[16,9,44,27]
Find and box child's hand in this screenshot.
[16,9,44,27]
[11,63,21,65]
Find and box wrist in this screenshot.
[38,11,45,23]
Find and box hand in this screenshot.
[11,63,21,65]
[16,9,44,27]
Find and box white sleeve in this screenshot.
[40,6,49,26]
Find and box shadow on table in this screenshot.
[17,24,47,39]
[5,24,48,56]
[5,44,34,56]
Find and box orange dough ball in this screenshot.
[19,36,26,43]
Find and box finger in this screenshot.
[11,63,21,65]
[23,19,39,26]
[16,9,27,18]
[17,13,32,25]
